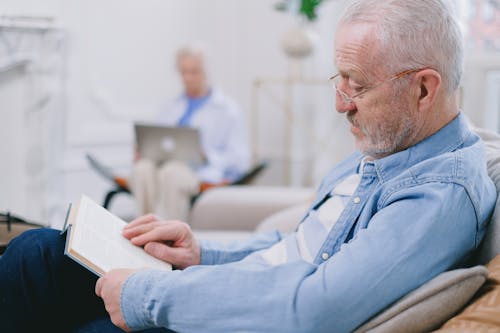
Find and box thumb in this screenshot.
[95,277,103,297]
[144,241,177,263]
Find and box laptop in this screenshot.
[133,123,205,166]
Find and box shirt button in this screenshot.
[321,252,329,260]
[353,196,361,204]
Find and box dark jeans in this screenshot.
[0,228,174,333]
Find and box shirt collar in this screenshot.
[367,112,471,183]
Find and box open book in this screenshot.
[62,195,172,276]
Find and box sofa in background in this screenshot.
[187,125,500,332]
[189,185,314,232]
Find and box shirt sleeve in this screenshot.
[196,101,250,183]
[199,230,285,265]
[120,182,479,333]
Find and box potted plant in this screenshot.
[275,0,329,59]
[275,0,326,22]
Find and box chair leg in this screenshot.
[103,188,129,209]
[189,193,201,208]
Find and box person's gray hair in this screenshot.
[175,42,212,80]
[339,0,463,94]
[175,42,207,64]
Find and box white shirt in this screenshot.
[253,172,362,265]
[156,88,250,183]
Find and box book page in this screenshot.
[70,195,172,274]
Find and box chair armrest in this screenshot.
[255,202,311,234]
[188,185,314,231]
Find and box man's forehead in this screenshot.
[178,56,204,70]
[334,23,382,76]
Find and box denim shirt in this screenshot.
[121,113,496,333]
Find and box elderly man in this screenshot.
[131,44,250,221]
[0,1,496,332]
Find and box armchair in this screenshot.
[85,153,269,210]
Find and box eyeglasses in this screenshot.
[329,68,429,105]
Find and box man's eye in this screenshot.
[350,84,365,93]
[347,78,365,92]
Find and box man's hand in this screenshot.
[95,268,138,332]
[123,214,201,269]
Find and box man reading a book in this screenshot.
[0,1,497,332]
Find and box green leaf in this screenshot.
[300,0,323,21]
[274,0,328,21]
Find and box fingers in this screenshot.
[95,269,137,332]
[125,213,159,229]
[123,219,200,268]
[95,277,103,297]
[123,215,183,240]
[144,242,188,263]
[122,220,165,240]
[128,222,184,246]
[144,241,199,269]
[144,242,176,262]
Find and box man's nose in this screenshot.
[335,94,357,113]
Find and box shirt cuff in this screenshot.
[199,239,221,265]
[121,269,179,330]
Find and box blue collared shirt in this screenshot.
[121,113,496,333]
[156,88,250,183]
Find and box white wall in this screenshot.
[0,67,29,218]
[461,53,500,130]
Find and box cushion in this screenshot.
[474,195,500,265]
[255,202,310,233]
[353,266,488,333]
[434,254,500,332]
[470,126,500,265]
[188,185,313,231]
[474,126,500,193]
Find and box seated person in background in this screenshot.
[0,1,497,332]
[130,43,250,221]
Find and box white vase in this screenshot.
[281,23,318,59]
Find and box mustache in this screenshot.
[347,111,357,126]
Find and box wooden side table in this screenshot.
[0,213,44,254]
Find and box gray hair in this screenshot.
[339,0,463,94]
[175,42,212,80]
[175,42,207,63]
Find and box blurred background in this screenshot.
[1,0,499,228]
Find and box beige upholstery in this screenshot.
[469,126,500,265]
[354,266,489,333]
[255,202,310,233]
[188,185,313,231]
[435,255,500,332]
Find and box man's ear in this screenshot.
[415,69,441,111]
